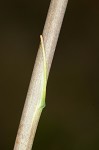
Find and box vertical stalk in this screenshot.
[14,0,68,149]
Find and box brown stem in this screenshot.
[14,0,68,149]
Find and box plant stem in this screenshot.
[14,0,68,149]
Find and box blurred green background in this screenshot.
[0,0,99,149]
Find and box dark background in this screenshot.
[0,0,99,149]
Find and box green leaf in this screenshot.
[39,35,47,109]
